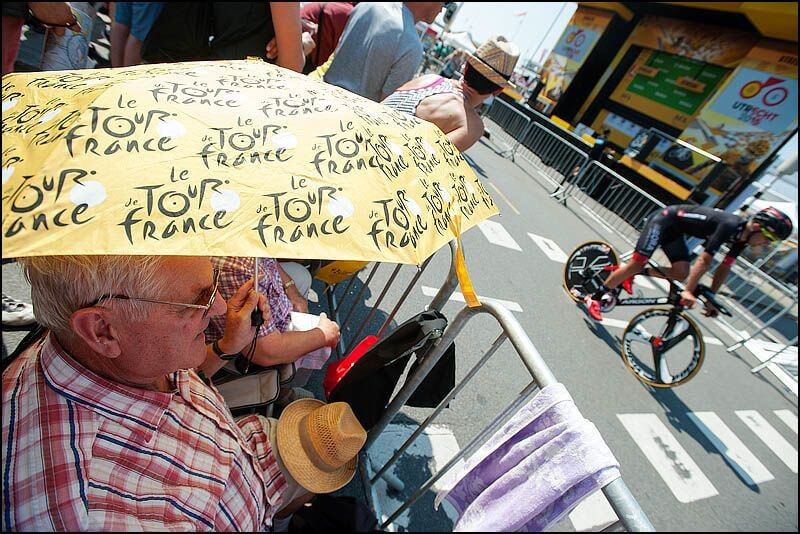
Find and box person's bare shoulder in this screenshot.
[416,92,466,132]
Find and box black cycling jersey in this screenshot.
[635,205,747,263]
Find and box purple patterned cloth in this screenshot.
[205,257,329,370]
[435,383,620,532]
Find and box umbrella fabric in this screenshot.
[1,59,498,268]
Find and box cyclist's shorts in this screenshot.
[635,209,690,264]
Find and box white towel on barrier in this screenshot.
[434,383,620,532]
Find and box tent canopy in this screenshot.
[441,31,478,53]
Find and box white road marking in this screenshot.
[421,286,523,312]
[568,488,619,531]
[774,410,798,434]
[528,232,568,263]
[736,410,798,473]
[487,181,520,215]
[618,413,718,503]
[687,412,773,485]
[579,204,616,236]
[477,220,522,251]
[600,318,722,346]
[366,423,462,530]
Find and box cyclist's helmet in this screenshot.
[751,206,793,240]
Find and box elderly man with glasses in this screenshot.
[1,255,307,530]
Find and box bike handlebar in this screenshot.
[694,284,732,317]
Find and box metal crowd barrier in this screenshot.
[360,299,655,532]
[482,100,797,359]
[325,241,458,357]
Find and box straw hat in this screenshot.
[276,399,367,494]
[466,35,520,89]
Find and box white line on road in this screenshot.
[736,410,798,473]
[774,410,798,434]
[487,182,520,215]
[687,412,774,485]
[600,317,722,346]
[618,413,718,503]
[477,220,522,251]
[579,204,616,236]
[568,488,619,531]
[527,232,568,263]
[421,286,523,312]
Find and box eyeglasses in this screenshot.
[760,227,780,243]
[88,269,221,318]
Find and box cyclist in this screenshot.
[583,205,794,321]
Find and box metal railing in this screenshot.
[360,299,655,532]
[482,99,797,365]
[325,241,458,357]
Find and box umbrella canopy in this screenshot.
[2,60,498,268]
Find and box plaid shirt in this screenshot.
[206,257,329,370]
[2,334,287,531]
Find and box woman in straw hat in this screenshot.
[382,35,520,152]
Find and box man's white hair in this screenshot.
[19,255,171,337]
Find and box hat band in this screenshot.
[298,416,342,474]
[473,55,511,81]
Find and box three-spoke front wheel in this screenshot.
[621,308,705,388]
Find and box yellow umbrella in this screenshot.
[2,60,496,304]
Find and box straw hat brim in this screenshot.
[276,398,358,494]
[466,54,515,90]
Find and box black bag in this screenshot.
[328,310,455,430]
[141,2,213,63]
[289,495,379,532]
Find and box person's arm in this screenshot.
[252,313,339,366]
[445,111,484,153]
[710,261,732,293]
[277,263,308,313]
[269,2,304,72]
[199,279,269,378]
[679,251,714,308]
[28,2,81,35]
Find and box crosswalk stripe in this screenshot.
[736,410,798,473]
[528,232,568,263]
[568,489,619,531]
[477,220,522,251]
[687,412,773,485]
[600,317,722,346]
[618,413,718,503]
[774,410,798,434]
[421,286,523,312]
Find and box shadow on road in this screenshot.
[644,384,766,493]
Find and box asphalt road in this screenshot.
[2,136,797,532]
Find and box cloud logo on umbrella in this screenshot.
[405,198,422,217]
[2,166,14,186]
[2,98,17,112]
[69,181,106,207]
[211,189,241,212]
[157,119,187,139]
[328,195,354,218]
[38,109,62,124]
[273,132,298,150]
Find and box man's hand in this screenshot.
[29,2,82,36]
[680,289,697,310]
[301,31,316,57]
[315,312,340,348]
[265,37,278,60]
[217,279,270,355]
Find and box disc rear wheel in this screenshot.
[563,241,619,301]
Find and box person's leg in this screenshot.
[124,2,163,66]
[110,2,132,67]
[2,16,25,74]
